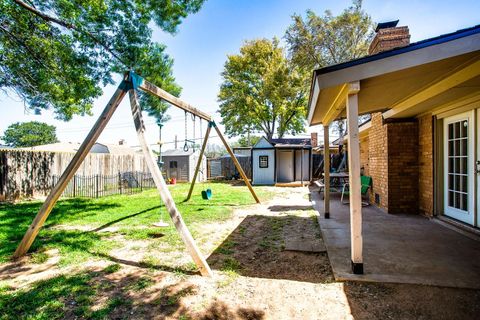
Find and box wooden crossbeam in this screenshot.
[131,73,212,121]
[129,89,213,277]
[186,124,211,201]
[13,80,129,258]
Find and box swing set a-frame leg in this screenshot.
[128,89,213,277]
[13,78,213,277]
[13,80,129,259]
[212,122,260,204]
[186,124,211,201]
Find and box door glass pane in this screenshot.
[454,122,460,138]
[461,120,468,137]
[461,139,467,156]
[461,157,467,175]
[447,119,469,212]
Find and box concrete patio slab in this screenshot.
[284,238,326,252]
[310,188,480,289]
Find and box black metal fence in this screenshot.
[52,171,155,198]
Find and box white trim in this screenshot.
[307,77,321,125]
[476,108,479,227]
[346,93,363,267]
[443,111,475,225]
[316,33,480,91]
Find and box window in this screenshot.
[170,161,178,168]
[259,156,269,168]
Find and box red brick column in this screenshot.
[418,114,434,216]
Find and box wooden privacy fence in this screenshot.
[207,155,251,180]
[0,149,149,201]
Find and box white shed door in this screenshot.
[277,150,294,182]
[443,111,475,225]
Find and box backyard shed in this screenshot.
[161,149,206,182]
[251,137,312,186]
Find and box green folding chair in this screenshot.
[341,175,372,206]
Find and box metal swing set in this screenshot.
[13,71,260,277]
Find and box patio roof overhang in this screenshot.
[307,25,480,126]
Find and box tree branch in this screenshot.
[13,0,128,66]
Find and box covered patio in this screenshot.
[308,24,480,275]
[311,190,480,289]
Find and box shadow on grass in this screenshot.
[207,215,333,283]
[0,266,264,320]
[92,205,161,232]
[0,199,121,262]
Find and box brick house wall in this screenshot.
[368,113,389,210]
[360,136,369,176]
[367,113,421,213]
[387,121,419,214]
[418,113,434,216]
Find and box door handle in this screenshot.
[476,161,480,175]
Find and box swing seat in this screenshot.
[201,188,212,200]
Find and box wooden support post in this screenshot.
[323,125,330,219]
[346,92,363,274]
[13,81,129,258]
[128,89,213,277]
[211,122,260,204]
[186,124,211,201]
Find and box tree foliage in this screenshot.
[218,38,308,140]
[285,0,374,135]
[285,0,374,71]
[1,121,58,147]
[231,135,261,148]
[0,0,204,121]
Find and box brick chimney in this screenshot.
[369,20,410,55]
[310,132,318,147]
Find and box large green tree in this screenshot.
[1,121,58,147]
[218,38,308,140]
[0,0,204,121]
[285,0,374,135]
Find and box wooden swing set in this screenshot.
[13,71,260,277]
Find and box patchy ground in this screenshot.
[1,185,479,319]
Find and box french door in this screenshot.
[477,109,480,227]
[443,111,475,225]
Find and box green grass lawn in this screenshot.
[0,182,271,266]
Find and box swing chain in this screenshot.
[192,114,196,152]
[183,111,189,152]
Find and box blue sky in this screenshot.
[1,0,479,149]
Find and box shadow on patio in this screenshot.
[310,186,480,289]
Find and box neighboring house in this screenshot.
[308,21,480,229]
[22,141,136,155]
[161,149,206,182]
[251,137,312,185]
